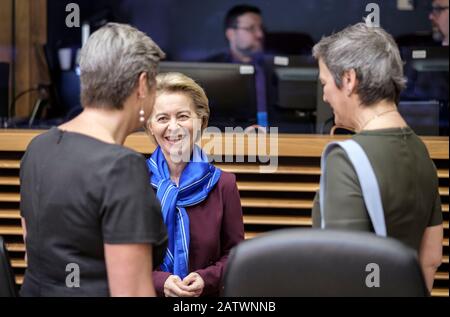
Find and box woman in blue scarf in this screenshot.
[146,72,244,297]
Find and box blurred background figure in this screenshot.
[206,4,264,64]
[429,0,449,46]
[205,4,268,128]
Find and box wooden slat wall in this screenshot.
[0,0,13,63]
[13,0,47,117]
[0,130,448,297]
[0,0,48,118]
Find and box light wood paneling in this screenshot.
[1,130,448,296]
[0,160,20,169]
[0,176,20,186]
[13,0,47,117]
[1,130,449,158]
[6,243,25,252]
[244,215,312,226]
[0,210,21,219]
[0,225,23,235]
[0,0,13,63]
[241,198,314,209]
[0,193,20,202]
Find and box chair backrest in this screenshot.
[0,236,18,297]
[395,32,439,48]
[265,32,315,55]
[223,229,428,297]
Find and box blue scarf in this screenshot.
[146,145,221,278]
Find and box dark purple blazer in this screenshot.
[152,171,245,296]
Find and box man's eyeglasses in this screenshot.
[430,5,449,16]
[233,25,265,34]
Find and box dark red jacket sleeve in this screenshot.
[195,172,245,296]
[152,270,171,297]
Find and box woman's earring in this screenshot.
[139,108,145,123]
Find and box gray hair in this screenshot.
[313,23,406,106]
[80,23,165,109]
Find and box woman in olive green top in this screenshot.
[311,23,443,292]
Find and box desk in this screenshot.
[0,129,448,296]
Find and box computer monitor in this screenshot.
[401,46,449,101]
[401,47,448,71]
[265,55,318,133]
[398,100,440,136]
[400,46,448,135]
[30,44,65,121]
[158,61,257,130]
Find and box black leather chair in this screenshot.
[223,229,428,297]
[265,32,315,55]
[0,236,18,297]
[395,32,439,48]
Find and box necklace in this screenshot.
[360,109,398,131]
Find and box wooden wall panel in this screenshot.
[0,130,448,297]
[0,0,13,115]
[13,0,47,117]
[0,0,13,63]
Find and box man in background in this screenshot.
[206,4,264,63]
[429,0,449,46]
[206,5,268,128]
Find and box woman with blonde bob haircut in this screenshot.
[146,72,244,297]
[20,23,167,296]
[312,23,443,293]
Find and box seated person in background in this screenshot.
[430,0,449,46]
[401,0,449,135]
[205,4,268,128]
[146,72,244,297]
[311,23,443,292]
[206,4,264,64]
[20,23,167,296]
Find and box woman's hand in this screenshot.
[181,272,205,297]
[163,273,205,297]
[163,275,197,297]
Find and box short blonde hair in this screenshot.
[155,72,210,130]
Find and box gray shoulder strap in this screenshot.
[319,140,387,237]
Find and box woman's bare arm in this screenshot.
[104,243,155,297]
[419,224,443,293]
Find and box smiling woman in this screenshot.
[312,23,444,293]
[150,93,196,158]
[147,72,210,169]
[145,72,244,297]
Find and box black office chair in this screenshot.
[0,236,18,297]
[265,32,315,55]
[223,229,428,297]
[395,32,439,48]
